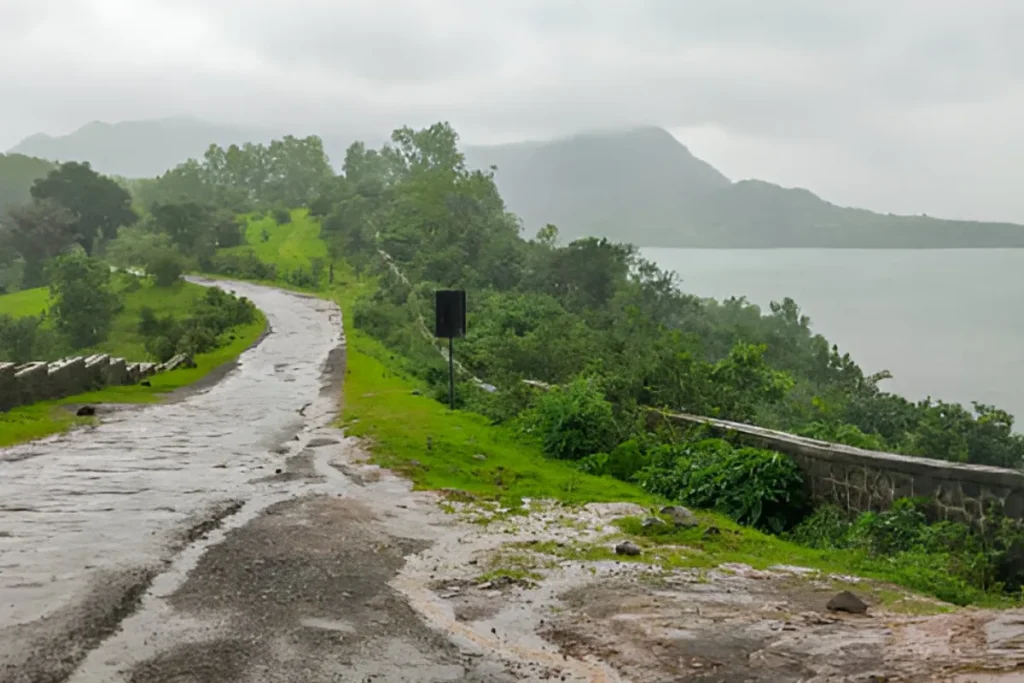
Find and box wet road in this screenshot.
[0,279,344,679]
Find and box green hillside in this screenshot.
[0,153,55,217]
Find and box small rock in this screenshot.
[660,505,699,528]
[275,468,283,475]
[472,454,487,461]
[307,437,340,448]
[703,526,721,537]
[75,406,96,417]
[409,459,423,468]
[140,380,151,387]
[826,590,868,614]
[615,541,641,556]
[411,389,422,396]
[641,517,666,528]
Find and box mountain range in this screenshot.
[9,119,1024,248]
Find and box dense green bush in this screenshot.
[147,252,184,287]
[788,499,1024,603]
[636,438,809,533]
[208,251,278,281]
[524,377,618,461]
[0,314,60,363]
[138,287,258,362]
[271,207,292,225]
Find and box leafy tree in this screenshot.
[1,198,79,287]
[30,161,137,254]
[47,253,120,348]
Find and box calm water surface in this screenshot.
[642,248,1024,422]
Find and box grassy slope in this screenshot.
[223,210,328,273]
[0,279,265,447]
[240,214,1014,608]
[0,287,49,318]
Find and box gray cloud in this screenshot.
[1,0,1023,220]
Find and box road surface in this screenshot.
[0,279,524,683]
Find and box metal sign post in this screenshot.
[434,290,466,410]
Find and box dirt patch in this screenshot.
[541,575,886,682]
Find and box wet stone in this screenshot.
[826,590,868,614]
[615,541,641,556]
[661,505,699,528]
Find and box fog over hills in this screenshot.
[9,119,1024,248]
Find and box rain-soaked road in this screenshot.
[0,279,347,681]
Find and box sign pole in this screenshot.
[448,336,455,410]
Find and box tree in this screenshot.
[1,198,79,287]
[47,253,120,348]
[30,161,137,255]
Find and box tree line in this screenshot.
[0,160,257,364]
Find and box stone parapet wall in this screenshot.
[0,354,185,413]
[656,412,1024,525]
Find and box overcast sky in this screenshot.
[2,0,1023,222]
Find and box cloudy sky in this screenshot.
[2,0,1023,222]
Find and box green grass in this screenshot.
[0,286,49,318]
[341,329,652,507]
[222,209,328,274]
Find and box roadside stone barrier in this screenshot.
[521,379,1024,525]
[653,411,1024,526]
[0,353,194,412]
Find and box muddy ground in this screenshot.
[3,280,1024,682]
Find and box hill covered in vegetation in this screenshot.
[12,119,1024,248]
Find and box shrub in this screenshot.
[136,287,258,362]
[636,438,808,533]
[147,252,184,287]
[524,377,617,461]
[208,251,277,281]
[0,314,60,363]
[271,207,292,225]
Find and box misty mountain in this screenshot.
[10,120,1024,248]
[465,128,1024,248]
[9,118,281,180]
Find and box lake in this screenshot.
[642,248,1024,422]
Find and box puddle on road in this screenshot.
[0,281,343,633]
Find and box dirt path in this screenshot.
[4,280,1024,682]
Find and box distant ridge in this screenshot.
[10,119,1024,248]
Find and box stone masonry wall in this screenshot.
[656,412,1024,526]
[0,353,193,413]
